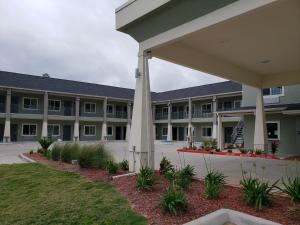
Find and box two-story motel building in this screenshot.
[0,71,299,156]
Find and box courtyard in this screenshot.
[0,141,298,186]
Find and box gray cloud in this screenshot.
[0,0,225,92]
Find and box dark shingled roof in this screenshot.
[0,71,135,100]
[0,71,242,101]
[152,81,242,101]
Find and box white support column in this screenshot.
[152,104,156,140]
[253,88,268,151]
[167,101,172,141]
[125,101,131,141]
[41,92,48,139]
[128,50,154,172]
[102,97,108,140]
[187,98,193,147]
[212,96,218,139]
[73,96,80,142]
[217,113,223,150]
[3,89,11,143]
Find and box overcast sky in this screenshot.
[0,0,225,92]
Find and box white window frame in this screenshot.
[234,100,241,109]
[22,123,37,136]
[48,124,60,136]
[201,103,212,113]
[84,102,96,113]
[48,99,61,112]
[107,126,113,136]
[201,126,212,138]
[266,121,280,140]
[107,104,113,114]
[263,87,284,98]
[84,125,96,136]
[23,97,38,110]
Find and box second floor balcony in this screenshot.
[171,111,188,120]
[107,111,128,119]
[155,112,168,120]
[193,111,213,118]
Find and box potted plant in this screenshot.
[271,140,279,155]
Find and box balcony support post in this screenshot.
[73,96,80,142]
[212,96,218,139]
[3,89,11,143]
[187,98,193,147]
[167,101,172,141]
[101,97,108,140]
[41,92,48,139]
[253,88,268,151]
[125,101,131,141]
[217,113,223,150]
[128,49,154,172]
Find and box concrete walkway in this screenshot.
[0,141,297,186]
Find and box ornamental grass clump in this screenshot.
[160,186,187,216]
[106,160,119,174]
[136,167,156,191]
[51,144,62,161]
[205,170,226,199]
[159,156,174,176]
[166,165,195,191]
[240,173,278,210]
[119,159,129,171]
[61,143,80,163]
[78,144,111,169]
[280,175,300,203]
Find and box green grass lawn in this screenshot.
[0,163,146,225]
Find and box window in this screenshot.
[223,101,232,110]
[84,125,96,136]
[48,100,61,111]
[84,102,96,113]
[23,97,38,110]
[22,124,37,136]
[202,127,212,137]
[162,107,168,114]
[263,87,283,97]
[201,103,212,113]
[107,126,113,136]
[48,124,60,136]
[267,121,280,140]
[234,100,241,109]
[107,104,113,114]
[162,127,168,136]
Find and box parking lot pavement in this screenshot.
[0,142,39,164]
[0,141,297,186]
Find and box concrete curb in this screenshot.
[19,153,36,163]
[112,172,136,180]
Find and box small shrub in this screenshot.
[239,148,248,154]
[136,167,156,191]
[78,144,111,169]
[248,149,254,154]
[227,149,232,153]
[205,170,226,199]
[37,148,43,154]
[61,143,80,163]
[280,176,300,203]
[215,148,221,152]
[159,157,174,176]
[227,143,234,149]
[51,144,62,161]
[271,141,279,155]
[38,139,54,151]
[192,145,197,150]
[160,187,187,216]
[255,149,262,155]
[240,174,278,210]
[106,160,119,174]
[166,165,195,190]
[29,150,33,154]
[119,159,129,171]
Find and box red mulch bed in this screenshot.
[177,149,280,160]
[26,153,298,225]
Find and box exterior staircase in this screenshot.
[231,120,244,146]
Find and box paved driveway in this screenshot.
[0,141,297,186]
